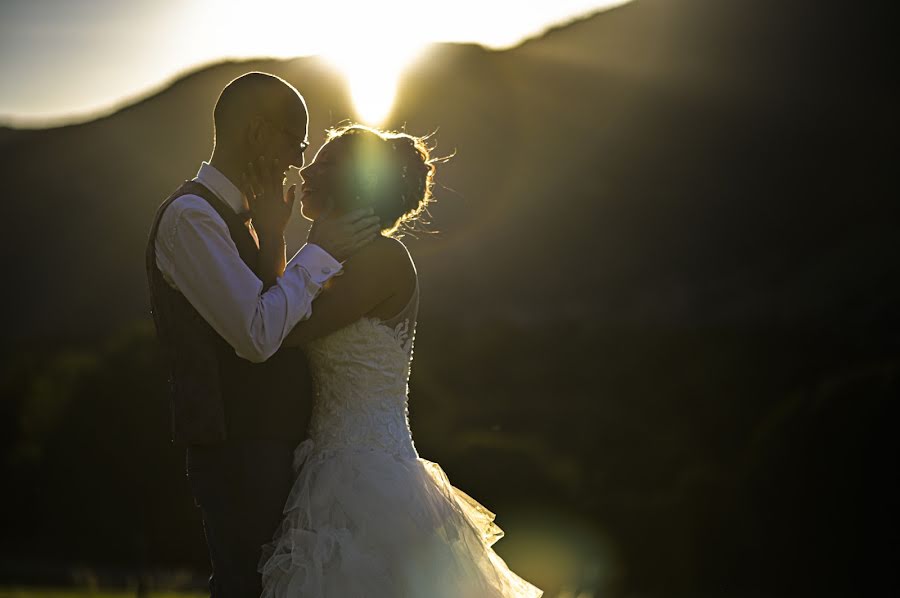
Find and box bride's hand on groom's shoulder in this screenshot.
[307,203,381,262]
[242,156,295,239]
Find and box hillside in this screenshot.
[0,0,895,343]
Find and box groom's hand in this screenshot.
[242,156,295,239]
[307,206,381,262]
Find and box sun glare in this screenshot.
[0,0,637,125]
[325,43,424,125]
[318,2,427,126]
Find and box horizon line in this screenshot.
[0,4,628,131]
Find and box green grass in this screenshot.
[0,591,204,598]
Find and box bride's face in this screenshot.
[299,140,343,221]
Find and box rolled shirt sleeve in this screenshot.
[155,195,341,363]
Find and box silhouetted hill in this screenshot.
[0,0,894,343]
[1,0,896,344]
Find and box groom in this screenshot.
[146,72,379,597]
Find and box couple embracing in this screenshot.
[147,71,542,598]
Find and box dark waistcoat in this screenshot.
[146,180,312,445]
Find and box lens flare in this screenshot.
[496,508,622,597]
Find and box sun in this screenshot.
[314,0,428,124]
[324,41,424,125]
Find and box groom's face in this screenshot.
[263,108,309,172]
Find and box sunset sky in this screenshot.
[0,0,631,127]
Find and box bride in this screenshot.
[246,124,542,597]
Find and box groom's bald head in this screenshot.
[212,72,308,155]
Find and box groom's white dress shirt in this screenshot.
[155,162,342,363]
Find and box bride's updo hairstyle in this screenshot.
[324,124,437,237]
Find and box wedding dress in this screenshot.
[259,279,543,597]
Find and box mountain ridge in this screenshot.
[0,3,637,131]
[0,0,895,343]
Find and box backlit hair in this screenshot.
[323,124,440,237]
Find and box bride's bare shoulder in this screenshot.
[354,235,412,267]
[344,235,415,280]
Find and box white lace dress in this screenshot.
[259,281,543,597]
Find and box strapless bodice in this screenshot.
[303,294,418,460]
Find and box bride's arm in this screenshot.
[282,237,408,347]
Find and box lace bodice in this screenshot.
[303,283,419,460]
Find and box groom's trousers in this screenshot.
[186,440,296,598]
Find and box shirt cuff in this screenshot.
[288,243,342,286]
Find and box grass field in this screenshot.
[0,591,205,598]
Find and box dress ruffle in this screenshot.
[259,440,543,598]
